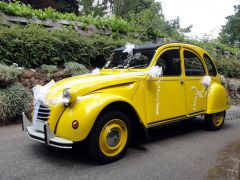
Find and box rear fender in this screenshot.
[206,83,230,114]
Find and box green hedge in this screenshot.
[0,24,140,68]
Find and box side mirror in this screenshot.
[148,66,163,78]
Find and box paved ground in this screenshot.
[0,107,240,180]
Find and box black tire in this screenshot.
[205,111,225,131]
[87,111,132,164]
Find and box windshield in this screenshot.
[104,50,155,69]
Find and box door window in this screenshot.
[203,54,217,76]
[184,50,205,76]
[156,49,181,76]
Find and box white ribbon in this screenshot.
[32,80,55,104]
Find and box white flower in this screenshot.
[13,63,18,67]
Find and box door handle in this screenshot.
[180,80,184,84]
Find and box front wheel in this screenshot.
[205,111,225,130]
[87,111,131,163]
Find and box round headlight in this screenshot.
[63,88,71,106]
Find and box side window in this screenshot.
[203,54,217,76]
[156,49,181,76]
[184,50,205,76]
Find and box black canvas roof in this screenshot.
[113,41,179,52]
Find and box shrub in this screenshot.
[40,64,58,81]
[220,75,228,89]
[215,58,240,78]
[40,64,58,74]
[228,79,240,91]
[0,83,32,122]
[0,24,138,68]
[64,62,90,76]
[0,1,133,35]
[0,63,23,87]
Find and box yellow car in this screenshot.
[22,42,230,163]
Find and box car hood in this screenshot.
[45,72,145,105]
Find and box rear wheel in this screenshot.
[87,111,131,163]
[205,111,225,130]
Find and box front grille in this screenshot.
[37,103,50,121]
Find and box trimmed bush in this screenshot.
[0,83,32,122]
[0,63,23,87]
[64,62,90,76]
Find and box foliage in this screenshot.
[20,0,79,14]
[64,61,90,76]
[228,78,240,91]
[114,0,155,19]
[0,63,23,87]
[220,5,240,46]
[0,24,140,68]
[188,39,240,55]
[220,75,228,89]
[0,1,133,35]
[128,2,188,41]
[40,64,58,74]
[214,57,240,78]
[0,83,32,122]
[40,64,58,80]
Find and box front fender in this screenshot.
[55,93,136,142]
[206,83,230,114]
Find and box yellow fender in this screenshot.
[206,82,230,114]
[55,93,141,142]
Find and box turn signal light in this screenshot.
[72,120,79,129]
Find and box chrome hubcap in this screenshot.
[106,128,121,147]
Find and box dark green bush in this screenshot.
[0,24,139,68]
[0,63,23,87]
[0,83,32,122]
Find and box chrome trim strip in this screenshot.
[22,112,32,131]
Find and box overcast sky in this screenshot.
[157,0,240,39]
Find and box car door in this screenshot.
[145,47,187,125]
[182,48,207,115]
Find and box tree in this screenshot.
[19,0,80,14]
[220,5,240,46]
[114,0,155,19]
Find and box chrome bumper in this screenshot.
[22,112,73,149]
